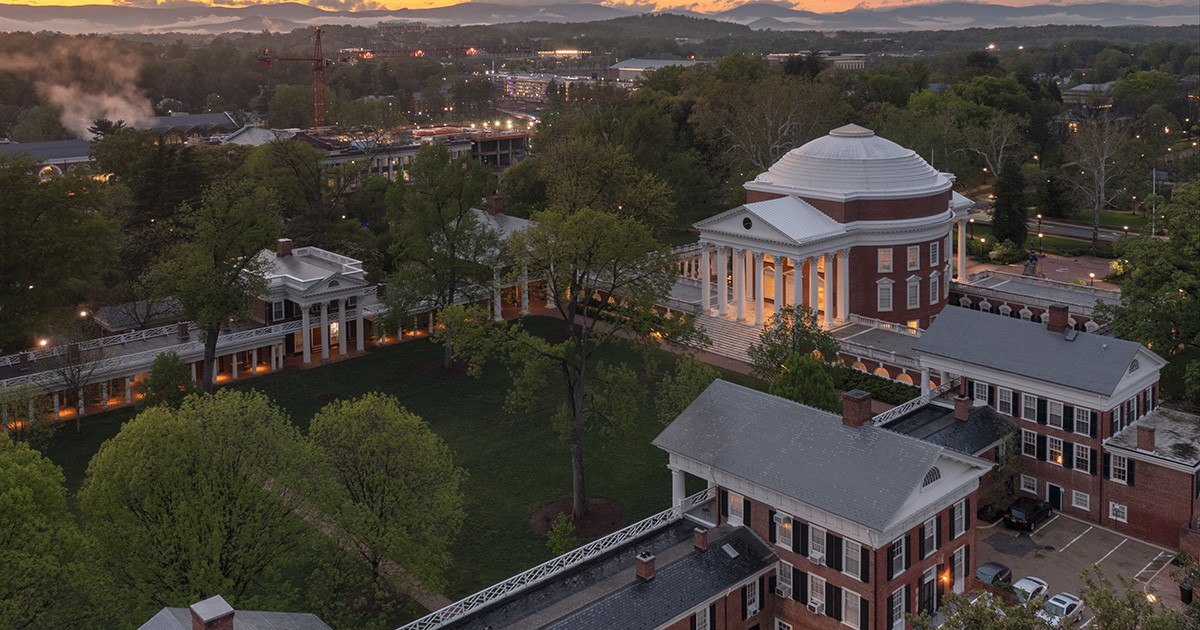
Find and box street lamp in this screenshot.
[1038,233,1044,252]
[1036,213,1042,235]
[969,218,975,242]
[1089,272,1095,287]
[1123,225,1129,238]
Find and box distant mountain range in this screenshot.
[0,1,1194,34]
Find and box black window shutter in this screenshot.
[826,582,836,617]
[800,523,809,556]
[759,576,765,608]
[936,514,943,550]
[1091,449,1099,476]
[918,525,927,558]
[1128,460,1135,486]
[1037,435,1047,461]
[690,613,697,630]
[1090,411,1099,438]
[905,584,912,613]
[967,380,975,399]
[741,586,748,620]
[886,595,895,630]
[720,489,729,517]
[887,543,896,581]
[988,385,996,408]
[1063,405,1075,432]
[1063,442,1074,469]
[745,499,752,527]
[1103,453,1111,479]
[861,599,870,630]
[709,604,715,627]
[830,535,843,571]
[793,568,804,602]
[769,575,776,594]
[965,544,970,576]
[948,503,956,537]
[861,548,870,583]
[799,570,808,603]
[965,498,970,529]
[1037,399,1048,424]
[769,510,776,543]
[904,535,912,571]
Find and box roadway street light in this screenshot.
[1039,233,1044,253]
[1036,213,1042,235]
[969,218,975,242]
[1089,272,1095,287]
[1123,225,1129,238]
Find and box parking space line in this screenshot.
[1080,618,1093,628]
[1058,525,1093,553]
[1036,514,1060,534]
[1095,538,1128,564]
[1135,552,1167,582]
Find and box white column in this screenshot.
[807,257,818,313]
[957,220,967,281]
[357,311,365,352]
[190,361,197,383]
[773,255,784,318]
[252,348,259,374]
[716,246,727,316]
[821,253,833,328]
[837,249,850,324]
[101,381,109,409]
[271,344,278,371]
[520,268,530,315]
[126,377,134,404]
[231,353,238,380]
[493,271,503,321]
[338,300,347,357]
[921,367,931,397]
[53,392,60,420]
[320,302,330,362]
[77,389,84,417]
[302,307,312,365]
[734,249,745,322]
[753,252,764,326]
[671,467,686,508]
[700,243,711,314]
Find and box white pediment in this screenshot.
[300,273,367,298]
[696,196,846,249]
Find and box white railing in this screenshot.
[839,339,920,370]
[962,270,1120,299]
[847,314,924,337]
[395,487,716,630]
[872,377,962,426]
[0,322,192,367]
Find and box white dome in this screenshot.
[749,124,951,201]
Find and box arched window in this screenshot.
[922,467,942,488]
[897,373,914,385]
[874,366,891,378]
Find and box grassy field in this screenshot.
[41,316,763,601]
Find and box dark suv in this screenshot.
[1004,497,1053,531]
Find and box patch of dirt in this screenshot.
[531,497,627,539]
[415,358,470,382]
[316,392,339,401]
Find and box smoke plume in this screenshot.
[1,38,153,139]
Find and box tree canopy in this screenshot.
[747,304,842,381]
[769,352,840,412]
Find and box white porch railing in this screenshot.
[0,322,196,368]
[395,487,717,630]
[839,339,921,370]
[872,377,962,426]
[847,314,924,337]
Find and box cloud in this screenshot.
[0,38,153,138]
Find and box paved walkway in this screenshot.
[965,253,1119,291]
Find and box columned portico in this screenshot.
[700,243,711,313]
[320,302,330,362]
[821,253,833,328]
[837,249,849,325]
[957,220,967,281]
[753,253,764,326]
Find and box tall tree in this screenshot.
[0,433,106,628]
[310,393,466,598]
[992,154,1028,247]
[1067,112,1132,252]
[382,143,499,367]
[539,135,675,227]
[156,179,277,393]
[770,352,840,413]
[747,304,842,382]
[79,390,316,617]
[963,111,1029,180]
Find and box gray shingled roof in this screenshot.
[138,608,331,630]
[883,404,1016,456]
[1108,408,1200,467]
[544,526,776,630]
[652,380,945,532]
[913,306,1148,395]
[0,139,92,161]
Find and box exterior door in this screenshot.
[1048,484,1063,510]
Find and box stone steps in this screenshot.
[694,313,762,365]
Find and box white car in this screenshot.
[1013,576,1049,604]
[1037,592,1084,627]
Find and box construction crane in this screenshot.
[259,27,533,128]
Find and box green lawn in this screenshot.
[41,316,762,601]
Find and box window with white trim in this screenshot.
[878,248,893,273]
[844,539,862,580]
[930,241,940,267]
[890,538,906,576]
[877,278,894,312]
[1109,502,1128,523]
[810,526,827,562]
[1048,436,1064,466]
[746,577,760,615]
[1074,444,1090,470]
[1020,474,1037,493]
[1073,491,1090,511]
[1048,401,1064,429]
[907,276,920,309]
[1022,429,1037,457]
[1075,407,1092,436]
[973,382,989,404]
[810,574,826,608]
[272,301,284,321]
[775,620,792,630]
[1111,454,1129,484]
[908,246,920,271]
[929,271,940,305]
[844,590,862,629]
[729,492,744,525]
[1022,394,1037,422]
[774,512,793,548]
[953,498,967,538]
[998,388,1014,415]
[695,607,711,630]
[777,560,794,597]
[922,516,937,557]
[891,586,906,628]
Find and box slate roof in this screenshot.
[135,112,238,133]
[0,139,92,161]
[913,306,1153,396]
[543,526,776,630]
[1109,407,1200,468]
[883,403,1016,456]
[138,607,330,630]
[652,380,947,532]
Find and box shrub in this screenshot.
[827,364,920,405]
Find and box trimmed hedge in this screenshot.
[827,364,920,406]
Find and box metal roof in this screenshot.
[138,607,331,630]
[913,306,1155,396]
[653,379,947,532]
[883,402,1017,456]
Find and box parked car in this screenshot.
[1004,497,1053,531]
[976,561,1013,586]
[1037,592,1084,627]
[1013,576,1049,604]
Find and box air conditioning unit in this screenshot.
[776,585,792,598]
[808,601,825,615]
[810,551,826,565]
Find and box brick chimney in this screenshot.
[1047,304,1069,334]
[177,322,190,340]
[635,552,656,581]
[489,194,504,214]
[276,238,293,258]
[842,389,873,429]
[694,527,709,552]
[189,595,234,630]
[18,352,29,371]
[376,283,386,299]
[1137,424,1156,452]
[954,395,972,422]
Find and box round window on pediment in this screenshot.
[743,217,753,230]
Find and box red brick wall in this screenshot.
[747,190,786,204]
[803,191,951,223]
[1103,462,1193,548]
[848,236,950,329]
[251,298,268,324]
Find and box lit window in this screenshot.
[908,246,920,271]
[729,493,744,524]
[1073,491,1090,511]
[998,388,1014,415]
[1111,455,1129,483]
[774,512,793,548]
[878,248,893,273]
[1048,401,1064,429]
[1049,436,1064,465]
[1022,429,1037,457]
[930,241,940,267]
[1075,407,1092,436]
[1075,444,1090,470]
[1020,474,1037,493]
[1109,501,1128,523]
[1022,394,1037,422]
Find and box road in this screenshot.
[970,213,1131,244]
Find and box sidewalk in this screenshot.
[964,253,1119,291]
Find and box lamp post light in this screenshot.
[1089,272,1095,287]
[969,218,975,242]
[1039,233,1044,253]
[1036,213,1042,235]
[1123,225,1129,239]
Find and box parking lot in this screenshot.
[977,513,1172,624]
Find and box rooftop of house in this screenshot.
[610,58,710,71]
[256,243,366,288]
[882,400,1017,456]
[1109,407,1200,469]
[0,139,92,161]
[653,379,982,533]
[959,270,1121,313]
[134,112,239,133]
[139,594,331,630]
[913,306,1160,396]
